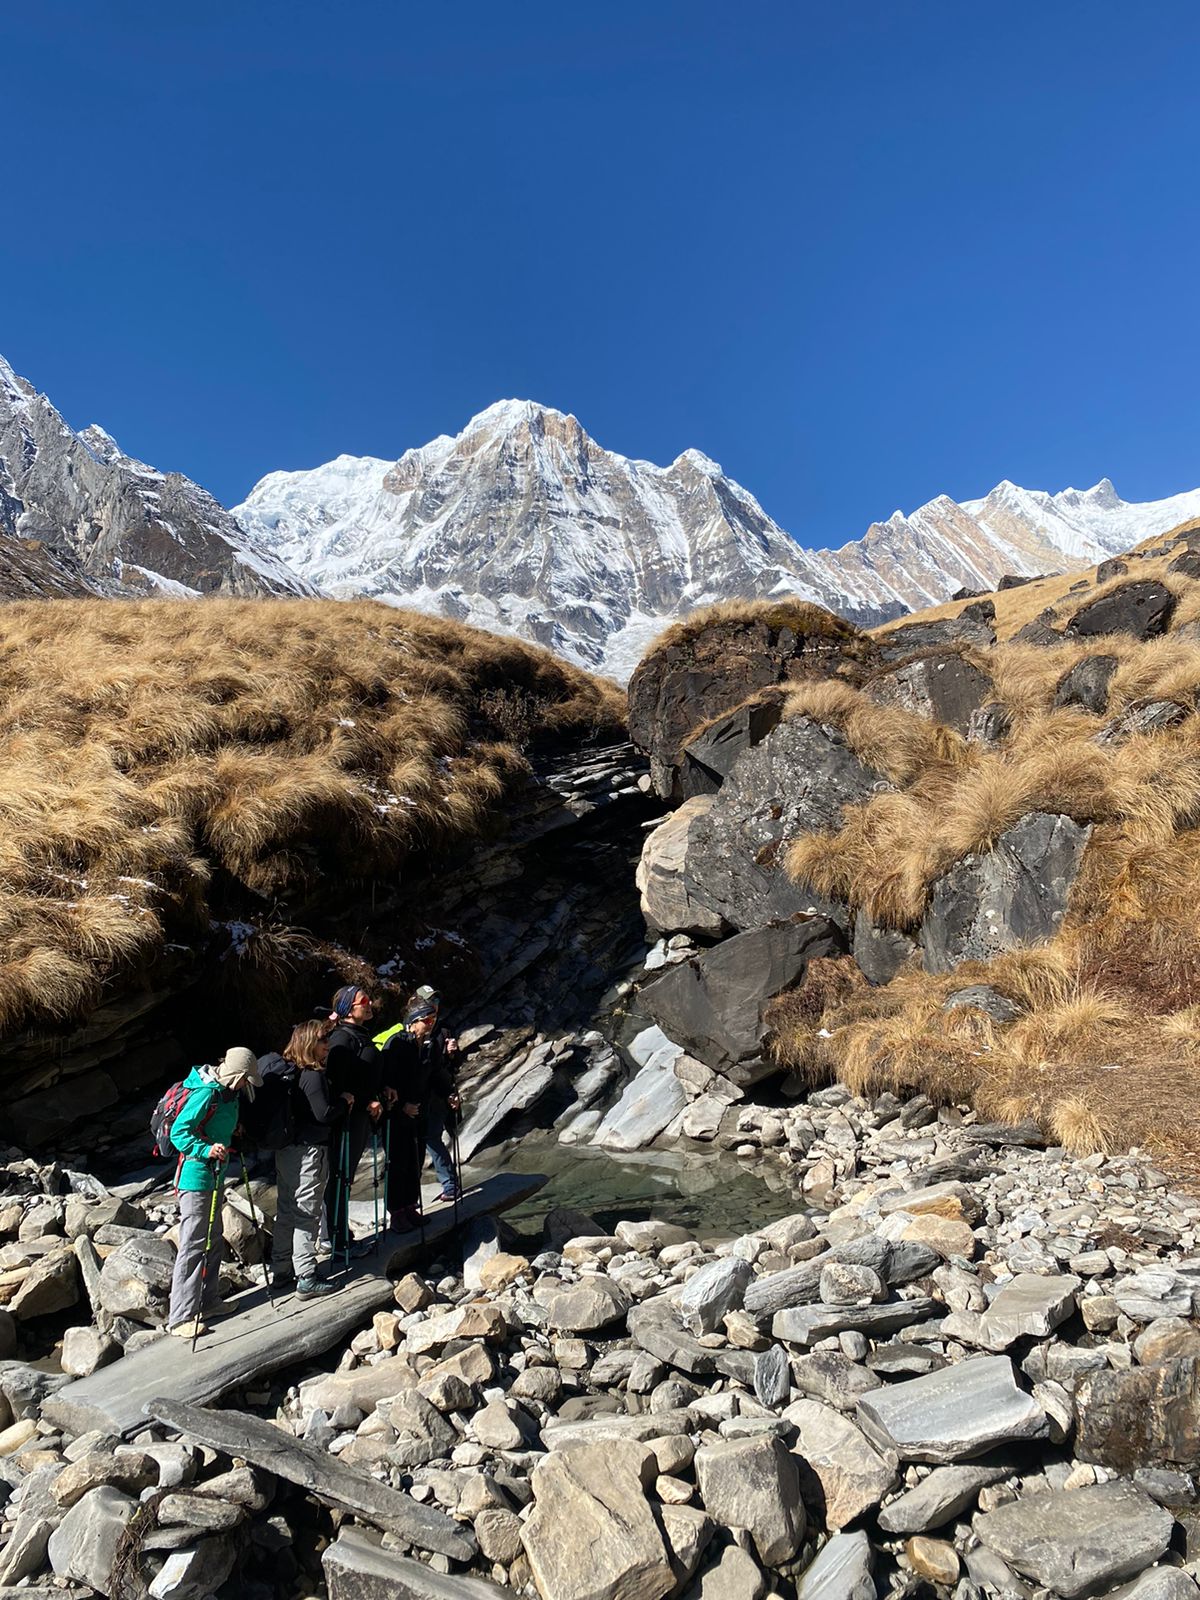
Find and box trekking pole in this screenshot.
[450,1116,462,1239]
[337,1127,352,1275]
[239,1153,276,1309]
[371,1127,381,1255]
[192,1173,222,1354]
[415,1115,426,1251]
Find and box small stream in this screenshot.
[469,1137,804,1242]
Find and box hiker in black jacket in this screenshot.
[323,985,394,1254]
[266,1020,353,1298]
[405,993,461,1202]
[378,1018,424,1232]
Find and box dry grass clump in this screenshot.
[648,598,866,656]
[772,575,1200,1158]
[0,597,625,1039]
[776,716,1200,1160]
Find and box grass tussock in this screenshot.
[0,597,625,1039]
[647,598,867,656]
[771,550,1200,1160]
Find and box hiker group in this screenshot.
[159,984,463,1341]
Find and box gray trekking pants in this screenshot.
[168,1185,225,1329]
[273,1143,329,1282]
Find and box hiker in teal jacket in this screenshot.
[166,1047,262,1338]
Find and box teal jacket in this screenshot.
[170,1067,241,1193]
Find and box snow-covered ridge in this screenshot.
[235,399,1200,677]
[0,353,314,601]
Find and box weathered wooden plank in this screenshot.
[147,1398,475,1561]
[43,1170,544,1439]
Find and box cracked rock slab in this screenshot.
[855,1355,1048,1462]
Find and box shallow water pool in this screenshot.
[468,1137,806,1242]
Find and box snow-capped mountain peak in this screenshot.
[236,402,1200,678]
[0,351,314,601]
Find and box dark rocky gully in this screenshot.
[5,619,1200,1600]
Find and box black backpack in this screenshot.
[245,1055,299,1151]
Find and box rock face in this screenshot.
[640,917,846,1085]
[682,718,888,933]
[1067,580,1177,641]
[628,612,872,799]
[1054,654,1119,713]
[866,651,993,733]
[521,1439,673,1600]
[974,1481,1174,1600]
[0,354,308,599]
[678,695,786,800]
[637,799,728,937]
[1075,1359,1200,1471]
[921,811,1091,973]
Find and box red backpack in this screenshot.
[150,1076,217,1159]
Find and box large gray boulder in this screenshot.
[785,1398,898,1528]
[1054,654,1119,713]
[627,609,871,801]
[975,1273,1080,1351]
[921,811,1091,974]
[521,1439,673,1600]
[974,1481,1174,1599]
[47,1484,136,1593]
[695,1437,805,1565]
[877,1461,1013,1535]
[678,695,785,799]
[324,1526,507,1600]
[875,612,995,662]
[97,1232,177,1324]
[1067,580,1176,642]
[640,916,847,1086]
[856,1356,1049,1461]
[682,717,887,933]
[866,651,993,733]
[593,1059,689,1153]
[637,799,728,937]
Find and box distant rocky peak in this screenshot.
[78,423,133,468]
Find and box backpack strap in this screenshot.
[174,1090,221,1191]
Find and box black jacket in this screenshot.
[326,1022,382,1107]
[293,1066,347,1146]
[381,1027,455,1106]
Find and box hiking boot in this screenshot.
[440,1183,463,1203]
[169,1318,208,1339]
[389,1207,422,1233]
[296,1277,333,1299]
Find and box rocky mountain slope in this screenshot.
[236,398,1200,675]
[0,355,310,599]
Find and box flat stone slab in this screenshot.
[974,1481,1174,1600]
[794,1531,876,1600]
[773,1298,940,1347]
[325,1526,506,1599]
[856,1355,1048,1462]
[149,1398,474,1561]
[42,1172,544,1439]
[877,1461,1013,1534]
[976,1273,1079,1351]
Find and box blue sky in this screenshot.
[3,2,1199,547]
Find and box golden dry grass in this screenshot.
[645,598,868,656]
[0,597,625,1039]
[771,556,1200,1161]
